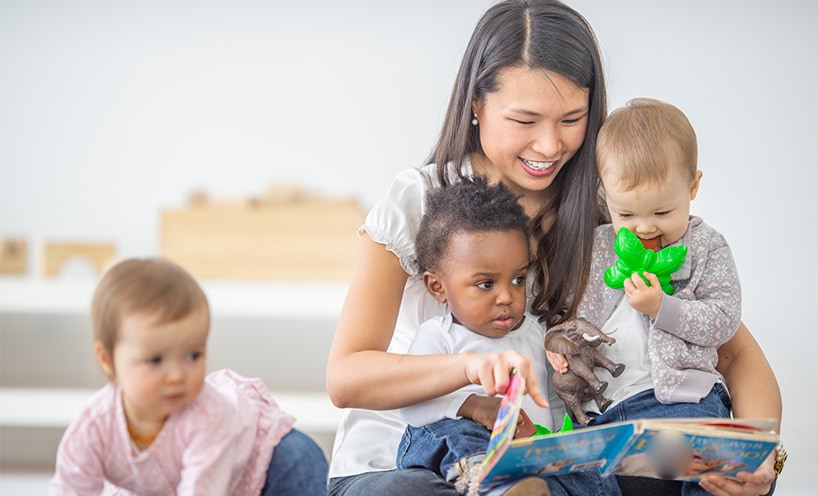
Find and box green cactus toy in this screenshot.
[604,227,688,296]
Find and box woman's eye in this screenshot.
[509,118,534,125]
[476,281,494,289]
[512,276,526,286]
[561,114,587,125]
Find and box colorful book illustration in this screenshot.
[478,372,777,489]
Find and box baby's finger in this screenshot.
[521,368,549,408]
[630,272,647,289]
[643,272,661,289]
[622,277,635,295]
[493,362,510,395]
[475,360,498,396]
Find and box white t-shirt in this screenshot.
[400,313,554,429]
[329,162,562,478]
[582,296,653,414]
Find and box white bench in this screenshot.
[0,388,343,433]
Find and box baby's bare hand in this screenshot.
[463,351,548,408]
[623,271,663,318]
[458,394,502,429]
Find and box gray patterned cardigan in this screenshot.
[576,216,741,404]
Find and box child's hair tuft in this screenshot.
[415,176,529,273]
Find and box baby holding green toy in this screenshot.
[553,98,739,492]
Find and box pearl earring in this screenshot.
[471,113,479,126]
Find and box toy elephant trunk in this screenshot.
[543,318,626,425]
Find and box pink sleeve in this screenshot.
[49,414,107,496]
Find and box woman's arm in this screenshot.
[326,233,547,410]
[699,322,781,496]
[715,322,782,431]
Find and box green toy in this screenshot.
[532,413,574,438]
[604,227,688,296]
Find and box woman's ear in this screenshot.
[93,341,115,379]
[423,271,447,304]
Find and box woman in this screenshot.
[326,1,781,495]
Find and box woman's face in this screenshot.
[473,66,589,204]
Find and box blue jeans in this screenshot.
[329,467,620,496]
[587,384,731,496]
[261,428,329,496]
[390,418,619,496]
[397,418,489,481]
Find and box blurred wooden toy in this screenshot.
[161,185,366,281]
[43,242,116,277]
[0,239,28,275]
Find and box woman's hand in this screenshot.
[698,453,775,496]
[546,350,568,374]
[463,350,548,408]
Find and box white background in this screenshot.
[2,0,816,492]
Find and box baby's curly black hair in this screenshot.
[415,175,529,274]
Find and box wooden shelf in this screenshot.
[0,279,349,319]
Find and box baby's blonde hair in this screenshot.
[91,257,209,361]
[597,98,698,189]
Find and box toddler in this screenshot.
[395,177,619,496]
[572,98,739,493]
[50,258,328,495]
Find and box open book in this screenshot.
[478,371,777,489]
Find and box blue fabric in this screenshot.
[587,384,731,496]
[261,428,329,496]
[394,417,620,496]
[329,468,458,496]
[331,468,622,496]
[397,418,490,480]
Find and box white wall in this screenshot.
[2,0,816,489]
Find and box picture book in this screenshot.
[478,372,777,489]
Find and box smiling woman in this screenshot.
[325,1,781,496]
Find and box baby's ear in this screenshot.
[93,341,115,379]
[689,170,703,201]
[423,271,447,304]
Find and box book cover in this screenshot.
[478,372,777,488]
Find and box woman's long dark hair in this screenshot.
[429,0,607,325]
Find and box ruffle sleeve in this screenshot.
[358,167,436,277]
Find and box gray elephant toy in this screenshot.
[543,318,626,425]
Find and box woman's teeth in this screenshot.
[522,158,555,171]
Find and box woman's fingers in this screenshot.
[546,350,568,373]
[698,474,772,496]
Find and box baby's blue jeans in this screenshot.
[262,428,329,496]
